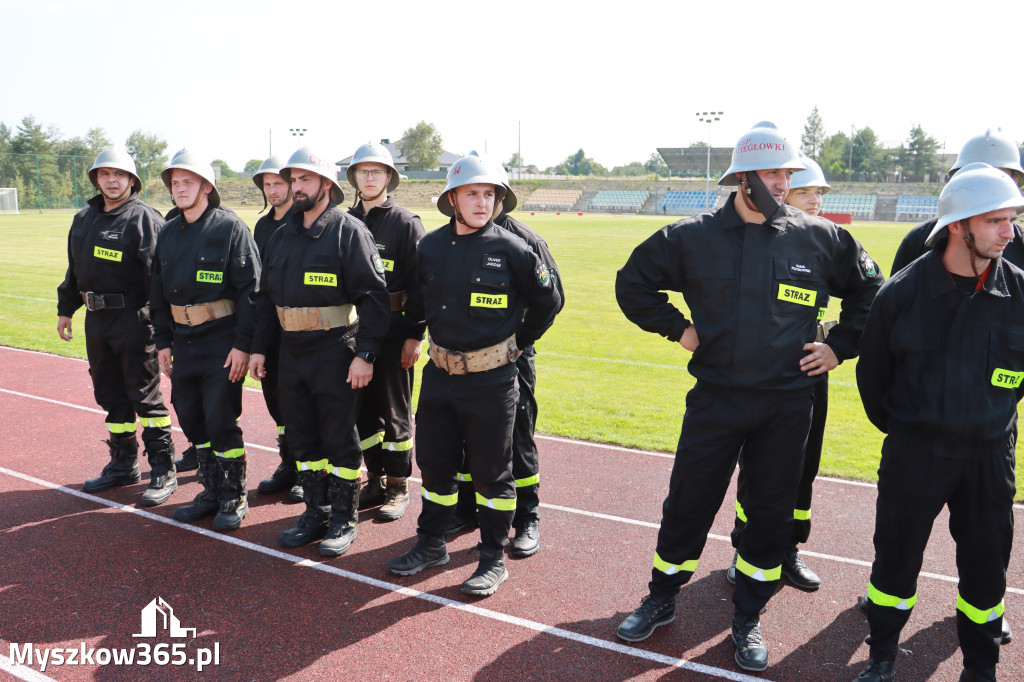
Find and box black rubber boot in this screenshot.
[83,434,141,493]
[510,519,540,558]
[358,474,386,510]
[387,533,450,575]
[732,611,769,672]
[140,439,177,507]
[616,593,676,642]
[172,448,220,523]
[461,546,509,597]
[258,435,297,496]
[174,444,199,472]
[280,470,330,547]
[781,544,821,591]
[320,477,359,556]
[213,456,248,530]
[855,656,896,681]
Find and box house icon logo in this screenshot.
[132,597,197,638]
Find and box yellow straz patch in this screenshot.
[196,270,223,283]
[304,272,337,286]
[470,293,507,308]
[381,259,394,272]
[991,368,1024,389]
[778,284,816,307]
[94,246,122,262]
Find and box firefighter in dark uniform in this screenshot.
[854,163,1024,682]
[872,129,1020,648]
[345,141,426,522]
[151,149,259,531]
[614,122,883,673]
[57,148,176,506]
[729,154,833,591]
[249,155,302,504]
[249,146,389,556]
[386,155,559,597]
[448,156,565,557]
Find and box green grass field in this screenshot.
[3,208,1022,499]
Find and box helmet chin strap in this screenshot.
[961,222,984,282]
[739,172,782,222]
[180,182,209,212]
[353,185,387,209]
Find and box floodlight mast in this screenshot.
[696,112,723,211]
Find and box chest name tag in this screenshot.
[381,258,394,272]
[471,294,507,308]
[94,246,122,262]
[778,284,816,307]
[991,368,1024,389]
[304,273,337,286]
[196,270,223,284]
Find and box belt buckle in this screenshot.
[505,339,518,363]
[182,304,195,326]
[447,350,468,375]
[86,292,104,311]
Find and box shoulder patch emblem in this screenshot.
[373,255,386,274]
[859,252,879,278]
[537,265,550,286]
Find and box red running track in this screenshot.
[0,345,1021,681]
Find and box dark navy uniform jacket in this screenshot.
[616,193,884,391]
[496,212,565,332]
[891,218,1024,275]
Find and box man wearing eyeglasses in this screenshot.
[345,142,426,522]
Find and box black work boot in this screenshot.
[174,444,199,472]
[213,456,248,530]
[958,666,996,682]
[445,481,479,535]
[781,544,821,591]
[83,434,141,492]
[510,519,540,558]
[732,610,769,672]
[258,435,298,497]
[140,439,177,507]
[727,551,738,585]
[387,533,450,575]
[616,593,676,642]
[855,656,896,681]
[461,545,508,597]
[377,477,409,521]
[320,477,359,557]
[172,447,221,523]
[280,470,330,547]
[1001,616,1012,645]
[358,474,386,509]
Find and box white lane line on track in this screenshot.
[0,466,767,682]
[3,383,1024,584]
[0,294,56,303]
[0,654,58,682]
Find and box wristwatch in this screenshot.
[356,351,376,364]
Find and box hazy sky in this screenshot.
[4,0,1020,172]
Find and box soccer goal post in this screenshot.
[0,188,19,214]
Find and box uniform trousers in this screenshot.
[85,307,171,447]
[357,332,414,479]
[732,375,828,547]
[866,430,1015,672]
[261,329,283,428]
[416,360,517,550]
[169,326,243,457]
[279,331,363,479]
[650,381,813,615]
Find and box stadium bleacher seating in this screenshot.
[820,193,877,220]
[658,191,718,213]
[894,195,939,222]
[522,188,582,211]
[588,190,650,213]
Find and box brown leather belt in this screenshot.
[171,299,234,326]
[81,291,137,311]
[429,335,518,375]
[276,304,356,332]
[390,291,408,312]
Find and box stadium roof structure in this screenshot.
[657,146,733,176]
[336,139,461,172]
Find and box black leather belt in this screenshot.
[81,292,137,311]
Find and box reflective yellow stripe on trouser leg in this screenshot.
[475,492,516,511]
[382,439,413,452]
[360,432,384,450]
[868,582,917,610]
[421,488,458,506]
[138,416,172,428]
[653,552,699,576]
[735,553,782,582]
[735,500,747,523]
[957,594,1004,624]
[105,421,136,434]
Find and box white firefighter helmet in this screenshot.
[718,121,806,186]
[789,154,831,193]
[926,162,1024,246]
[280,146,345,204]
[346,141,399,192]
[950,128,1024,184]
[89,147,141,192]
[252,155,288,191]
[437,155,506,218]
[161,148,220,208]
